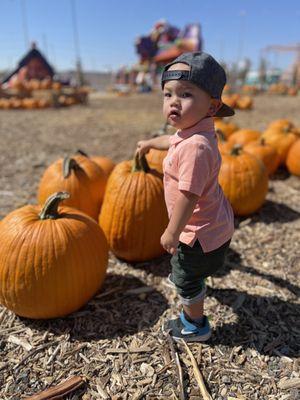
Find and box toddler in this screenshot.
[136,52,234,342]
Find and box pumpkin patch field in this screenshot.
[0,92,299,399]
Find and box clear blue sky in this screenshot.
[1,0,299,72]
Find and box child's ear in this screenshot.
[207,99,222,116]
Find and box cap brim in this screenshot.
[215,102,235,117]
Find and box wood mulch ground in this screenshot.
[0,92,299,399]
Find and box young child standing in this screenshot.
[136,52,234,342]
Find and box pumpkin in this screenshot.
[52,81,62,90]
[286,139,300,176]
[146,148,168,174]
[222,94,238,108]
[228,129,261,146]
[38,154,107,220]
[77,149,116,178]
[21,98,39,109]
[219,145,268,216]
[261,124,299,164]
[244,138,280,175]
[40,77,52,90]
[214,120,239,139]
[236,96,253,110]
[99,154,168,262]
[0,192,108,319]
[267,119,296,131]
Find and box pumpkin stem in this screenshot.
[260,137,266,146]
[216,129,226,142]
[132,153,150,173]
[76,149,89,157]
[230,144,243,156]
[39,192,70,220]
[63,157,82,178]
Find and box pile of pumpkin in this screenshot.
[0,97,51,109]
[221,93,253,110]
[215,118,300,215]
[268,83,298,96]
[1,119,299,320]
[0,150,168,319]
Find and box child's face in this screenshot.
[163,63,218,130]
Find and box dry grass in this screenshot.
[0,92,299,399]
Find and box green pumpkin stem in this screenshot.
[39,192,70,220]
[63,157,82,178]
[76,149,89,157]
[132,153,150,173]
[230,144,243,156]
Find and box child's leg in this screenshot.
[183,299,204,320]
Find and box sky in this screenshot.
[0,0,299,73]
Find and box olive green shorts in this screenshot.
[170,239,231,305]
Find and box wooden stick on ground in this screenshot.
[180,340,213,400]
[166,331,186,400]
[24,376,86,400]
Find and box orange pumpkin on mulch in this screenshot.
[244,138,280,175]
[0,192,108,319]
[99,154,168,262]
[219,145,268,216]
[38,153,107,221]
[228,129,261,146]
[261,122,299,164]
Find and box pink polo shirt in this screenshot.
[163,117,234,252]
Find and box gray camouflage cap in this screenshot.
[161,52,235,117]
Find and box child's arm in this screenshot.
[161,190,199,255]
[136,135,171,157]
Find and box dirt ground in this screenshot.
[0,93,300,399]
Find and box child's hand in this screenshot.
[136,140,152,158]
[160,229,179,255]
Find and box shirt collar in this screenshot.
[170,117,215,145]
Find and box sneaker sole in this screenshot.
[172,331,212,342]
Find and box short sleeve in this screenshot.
[177,141,213,196]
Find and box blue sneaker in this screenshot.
[163,311,211,342]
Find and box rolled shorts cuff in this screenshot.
[178,284,207,305]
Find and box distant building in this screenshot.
[2,42,54,85]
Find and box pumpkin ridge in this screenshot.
[18,215,45,312]
[140,171,148,260]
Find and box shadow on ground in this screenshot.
[21,274,168,340]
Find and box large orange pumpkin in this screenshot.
[219,146,268,216]
[244,138,280,175]
[38,153,107,220]
[99,154,168,262]
[228,129,261,146]
[286,139,300,176]
[0,192,108,319]
[261,124,299,164]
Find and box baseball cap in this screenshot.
[161,52,235,117]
